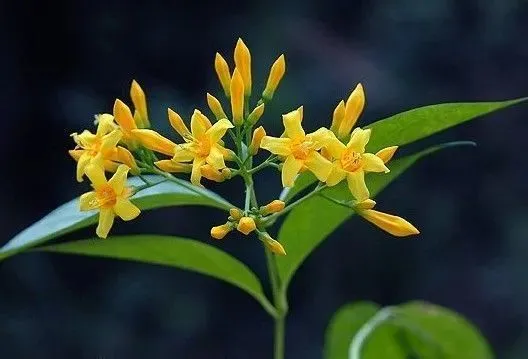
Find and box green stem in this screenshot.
[265,248,287,359]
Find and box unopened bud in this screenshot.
[229,208,244,220]
[249,126,266,155]
[201,164,224,182]
[207,93,228,120]
[211,223,233,240]
[376,146,398,164]
[262,54,286,101]
[247,103,265,125]
[260,200,285,215]
[130,80,149,128]
[230,69,245,126]
[354,199,376,210]
[261,233,286,255]
[215,53,231,97]
[237,216,256,235]
[338,83,365,139]
[221,168,232,180]
[359,209,420,237]
[330,100,345,134]
[234,38,252,96]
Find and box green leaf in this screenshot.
[366,98,527,152]
[276,142,474,291]
[38,235,275,316]
[324,302,381,359]
[325,301,493,359]
[1,175,233,260]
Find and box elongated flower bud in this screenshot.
[130,80,149,128]
[215,53,231,97]
[249,126,266,155]
[260,200,285,215]
[207,93,228,120]
[167,108,191,139]
[359,209,419,237]
[211,223,233,240]
[262,54,286,101]
[260,233,286,255]
[376,146,398,164]
[330,100,345,134]
[247,103,265,126]
[237,216,256,235]
[132,129,177,156]
[338,83,365,139]
[234,38,252,96]
[229,208,244,221]
[230,69,245,126]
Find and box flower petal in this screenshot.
[114,198,141,221]
[190,157,206,186]
[305,152,333,182]
[85,162,107,189]
[205,118,234,143]
[281,155,303,187]
[113,99,137,133]
[114,146,139,173]
[282,109,305,141]
[173,145,195,162]
[155,160,192,173]
[190,110,211,138]
[108,165,130,195]
[347,127,371,153]
[260,136,292,156]
[100,129,123,153]
[76,152,92,182]
[206,146,226,170]
[362,153,390,173]
[96,208,115,239]
[307,127,332,150]
[321,132,346,159]
[201,164,224,182]
[132,129,176,156]
[326,166,347,186]
[346,170,369,201]
[79,191,99,211]
[95,114,117,136]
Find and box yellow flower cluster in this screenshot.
[69,38,418,245]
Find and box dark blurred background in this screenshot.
[1,0,528,358]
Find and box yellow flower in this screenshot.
[214,53,231,97]
[234,38,252,96]
[79,164,140,239]
[138,109,234,186]
[262,54,286,101]
[249,126,266,155]
[260,108,333,187]
[70,116,137,182]
[130,80,149,128]
[237,217,256,235]
[325,128,389,201]
[334,84,365,140]
[354,199,419,237]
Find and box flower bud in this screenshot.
[215,53,231,97]
[229,208,244,220]
[249,126,266,155]
[237,216,256,235]
[234,38,252,96]
[376,146,398,164]
[262,54,285,101]
[201,164,225,182]
[211,223,233,240]
[261,233,286,255]
[330,100,345,134]
[247,103,265,126]
[221,168,232,180]
[168,108,192,139]
[354,199,376,210]
[260,200,285,215]
[132,129,177,156]
[130,80,149,128]
[359,209,419,237]
[338,83,365,139]
[230,69,245,126]
[207,93,228,120]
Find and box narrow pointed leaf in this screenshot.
[38,235,274,315]
[276,142,474,290]
[366,98,527,152]
[1,175,232,260]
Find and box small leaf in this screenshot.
[38,235,274,315]
[324,302,381,359]
[324,301,493,359]
[1,175,233,260]
[366,98,527,152]
[276,142,474,291]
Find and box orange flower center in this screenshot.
[291,140,313,160]
[194,137,212,157]
[340,150,362,172]
[96,185,117,208]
